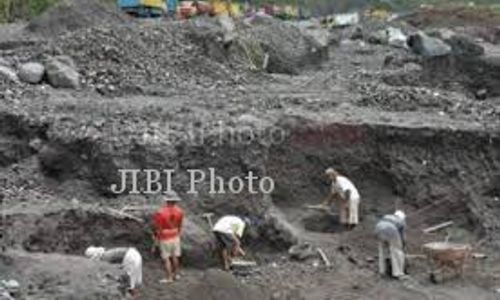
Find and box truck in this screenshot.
[117,0,166,17]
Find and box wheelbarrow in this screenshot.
[422,241,472,283]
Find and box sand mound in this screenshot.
[241,19,328,74]
[45,20,245,95]
[0,250,123,299]
[188,269,270,300]
[26,0,130,37]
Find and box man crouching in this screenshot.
[212,215,250,271]
[85,246,142,299]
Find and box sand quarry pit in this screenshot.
[1,1,500,299]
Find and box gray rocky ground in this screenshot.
[1,1,500,299]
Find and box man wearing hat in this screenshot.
[153,191,184,283]
[375,210,407,279]
[323,168,361,229]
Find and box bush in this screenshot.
[0,0,59,22]
[30,0,60,16]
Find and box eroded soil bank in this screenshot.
[1,2,500,298]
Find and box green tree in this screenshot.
[0,0,59,22]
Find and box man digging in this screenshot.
[375,210,407,279]
[84,246,143,299]
[212,215,250,271]
[153,191,185,284]
[322,168,361,229]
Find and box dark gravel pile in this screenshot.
[356,83,457,112]
[355,81,499,120]
[26,0,130,37]
[241,20,327,74]
[48,20,246,95]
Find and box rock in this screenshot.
[446,35,484,57]
[301,27,330,49]
[332,12,359,27]
[350,26,363,40]
[365,256,376,263]
[18,62,45,84]
[0,289,14,300]
[367,29,388,45]
[28,138,43,151]
[260,207,299,249]
[367,27,406,48]
[295,19,330,49]
[0,66,19,83]
[475,89,488,100]
[243,19,328,74]
[407,32,451,57]
[387,27,407,48]
[0,57,12,67]
[428,28,456,40]
[403,62,423,72]
[182,218,218,268]
[0,280,19,294]
[231,259,258,276]
[217,15,236,44]
[288,242,315,260]
[238,114,263,125]
[45,56,80,89]
[54,55,77,69]
[429,28,484,56]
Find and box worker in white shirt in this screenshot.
[84,246,142,299]
[212,215,250,271]
[375,210,407,279]
[322,168,361,229]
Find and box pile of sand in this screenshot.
[26,0,130,37]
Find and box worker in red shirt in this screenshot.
[153,191,184,284]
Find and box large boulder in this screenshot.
[288,242,316,261]
[0,66,19,83]
[302,28,329,49]
[367,27,406,48]
[295,21,329,62]
[45,56,80,88]
[387,27,407,48]
[244,20,328,74]
[446,35,484,57]
[407,32,451,57]
[182,218,218,268]
[429,29,484,57]
[18,62,45,84]
[259,207,299,250]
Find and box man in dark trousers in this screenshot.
[212,215,249,271]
